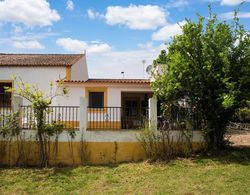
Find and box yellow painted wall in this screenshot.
[0,141,205,166]
[66,67,71,80]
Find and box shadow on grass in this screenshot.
[193,146,250,165]
[45,163,120,177]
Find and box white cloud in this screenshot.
[88,48,162,79]
[87,9,103,19]
[56,38,112,53]
[11,32,58,42]
[87,9,96,19]
[0,30,57,50]
[0,0,60,27]
[152,21,186,41]
[13,40,45,49]
[56,37,167,78]
[55,37,167,78]
[220,0,249,6]
[11,24,23,34]
[167,0,189,8]
[104,4,167,30]
[219,11,250,19]
[138,42,167,51]
[138,42,154,50]
[66,0,74,11]
[83,43,167,78]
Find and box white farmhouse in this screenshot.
[0,53,205,165]
[0,53,152,130]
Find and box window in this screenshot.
[89,92,104,108]
[0,82,12,107]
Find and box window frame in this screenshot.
[0,80,13,107]
[85,87,107,112]
[88,91,105,108]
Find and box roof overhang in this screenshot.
[0,53,84,67]
[61,79,152,89]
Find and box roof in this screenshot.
[0,53,84,67]
[63,79,151,84]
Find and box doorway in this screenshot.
[121,92,152,129]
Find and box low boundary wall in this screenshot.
[0,130,205,166]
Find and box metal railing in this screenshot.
[0,105,12,128]
[87,107,148,130]
[121,107,148,130]
[20,105,80,130]
[88,107,121,130]
[157,106,202,131]
[0,93,12,127]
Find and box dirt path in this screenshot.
[226,129,250,147]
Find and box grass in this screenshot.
[0,147,250,195]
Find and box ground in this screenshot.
[227,129,250,146]
[0,147,249,194]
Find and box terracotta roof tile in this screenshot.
[0,53,84,67]
[63,79,151,84]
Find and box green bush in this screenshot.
[138,128,194,162]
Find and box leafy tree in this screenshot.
[152,10,250,149]
[153,50,168,65]
[12,76,68,167]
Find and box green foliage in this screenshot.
[11,76,69,167]
[153,49,168,65]
[44,122,64,137]
[138,128,193,161]
[67,130,76,139]
[0,112,21,138]
[152,9,250,149]
[235,101,250,122]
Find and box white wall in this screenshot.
[62,84,152,108]
[107,86,152,107]
[0,66,66,105]
[55,87,84,106]
[71,56,88,81]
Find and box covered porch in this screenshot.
[87,92,153,130]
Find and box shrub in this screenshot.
[138,128,194,162]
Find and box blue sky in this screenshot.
[0,0,249,78]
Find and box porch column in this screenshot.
[79,97,88,134]
[149,97,157,131]
[12,96,23,112]
[12,96,23,127]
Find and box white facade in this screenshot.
[0,55,89,106]
[0,54,152,131]
[71,55,88,81]
[0,66,66,105]
[62,83,153,107]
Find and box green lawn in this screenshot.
[0,147,249,195]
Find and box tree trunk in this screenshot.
[36,108,48,167]
[208,129,225,150]
[38,130,46,167]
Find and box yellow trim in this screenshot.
[0,141,205,165]
[85,87,108,113]
[62,121,79,130]
[0,80,14,107]
[66,67,71,80]
[87,121,121,130]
